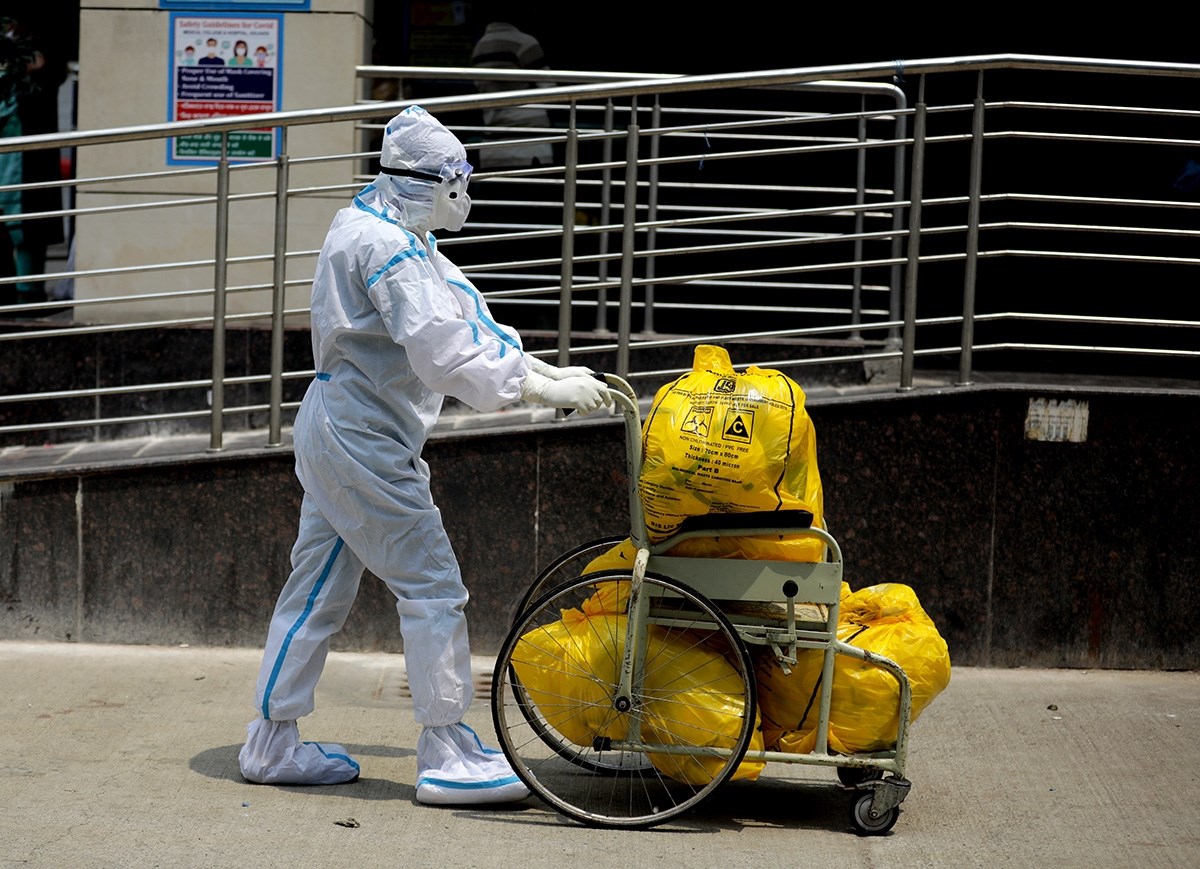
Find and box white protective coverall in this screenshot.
[238,105,610,803]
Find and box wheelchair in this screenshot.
[490,374,914,833]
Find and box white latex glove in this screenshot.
[520,370,612,415]
[526,355,595,381]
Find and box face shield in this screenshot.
[381,159,473,232]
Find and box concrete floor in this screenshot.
[2,641,1197,868]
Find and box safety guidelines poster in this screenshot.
[168,13,283,163]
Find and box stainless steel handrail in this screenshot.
[0,54,1196,454]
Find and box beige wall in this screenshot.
[74,0,373,324]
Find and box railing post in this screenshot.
[887,92,909,351]
[594,99,615,333]
[557,104,579,368]
[643,97,661,335]
[208,131,230,451]
[851,96,867,339]
[617,104,639,378]
[899,77,927,392]
[267,127,290,446]
[958,72,986,387]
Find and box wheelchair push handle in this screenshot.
[556,372,636,418]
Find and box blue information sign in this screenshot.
[167,12,285,164]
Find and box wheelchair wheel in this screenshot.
[515,535,626,617]
[507,560,657,777]
[509,536,638,775]
[492,570,757,829]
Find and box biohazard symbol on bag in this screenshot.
[638,344,825,561]
[682,406,713,437]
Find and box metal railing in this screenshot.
[0,54,1197,453]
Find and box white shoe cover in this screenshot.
[238,718,360,785]
[415,723,529,805]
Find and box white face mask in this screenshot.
[433,189,471,232]
[430,161,472,232]
[379,159,472,231]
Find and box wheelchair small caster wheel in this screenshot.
[850,791,899,835]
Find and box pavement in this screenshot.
[2,641,1198,869]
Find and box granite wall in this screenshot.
[0,325,314,446]
[1,385,1197,670]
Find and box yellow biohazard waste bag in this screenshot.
[639,344,825,562]
[512,582,765,784]
[756,583,951,756]
[581,538,639,574]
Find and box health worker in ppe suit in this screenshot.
[237,105,611,804]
